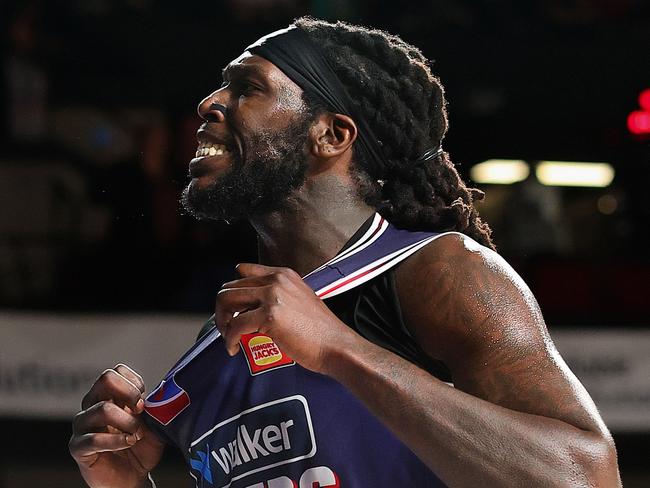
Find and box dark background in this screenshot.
[1,0,649,486]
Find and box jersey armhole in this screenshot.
[389,264,453,383]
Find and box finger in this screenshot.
[114,364,145,394]
[69,432,140,459]
[215,286,264,331]
[236,262,286,278]
[114,366,145,415]
[82,369,144,412]
[223,307,270,356]
[221,274,278,290]
[73,400,142,436]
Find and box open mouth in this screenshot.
[195,142,231,158]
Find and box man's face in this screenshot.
[182,52,315,222]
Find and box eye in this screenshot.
[235,79,261,96]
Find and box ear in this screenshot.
[308,113,358,160]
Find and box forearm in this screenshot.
[326,337,619,487]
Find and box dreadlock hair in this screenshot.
[294,17,495,250]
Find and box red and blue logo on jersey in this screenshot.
[144,376,190,425]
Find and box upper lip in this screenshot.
[196,126,235,151]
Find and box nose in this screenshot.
[197,92,227,123]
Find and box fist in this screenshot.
[69,364,164,488]
[215,263,360,374]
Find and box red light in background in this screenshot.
[627,89,650,135]
[627,111,650,135]
[639,89,650,111]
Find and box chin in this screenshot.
[187,173,219,192]
[181,180,245,222]
[181,181,213,220]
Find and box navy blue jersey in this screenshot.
[144,214,452,487]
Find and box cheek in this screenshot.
[234,101,269,132]
[276,90,307,119]
[239,105,297,137]
[233,90,307,141]
[267,104,298,125]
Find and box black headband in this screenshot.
[247,26,442,176]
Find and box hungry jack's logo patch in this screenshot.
[241,333,295,376]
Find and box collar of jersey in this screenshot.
[303,213,441,299]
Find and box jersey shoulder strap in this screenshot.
[304,213,450,299]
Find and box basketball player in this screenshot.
[69,18,621,487]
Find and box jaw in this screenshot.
[250,171,374,238]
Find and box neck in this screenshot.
[250,174,375,276]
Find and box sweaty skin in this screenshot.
[70,51,621,488]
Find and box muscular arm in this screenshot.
[325,234,621,487]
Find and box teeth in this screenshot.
[195,142,229,158]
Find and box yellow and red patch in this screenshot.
[240,333,295,375]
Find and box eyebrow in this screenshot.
[221,63,265,81]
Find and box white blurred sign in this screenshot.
[551,328,650,432]
[1,313,649,432]
[0,312,202,418]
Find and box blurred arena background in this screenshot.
[1,0,649,486]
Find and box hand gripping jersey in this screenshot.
[144,214,452,488]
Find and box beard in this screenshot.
[181,114,313,222]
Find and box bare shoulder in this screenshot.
[395,232,610,435]
[394,231,539,361]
